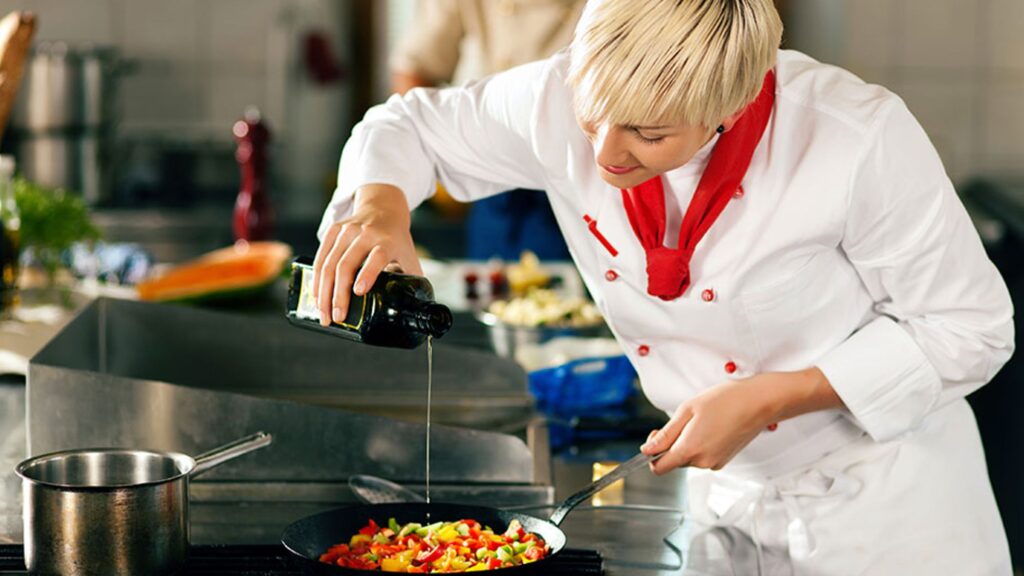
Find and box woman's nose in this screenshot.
[593,125,631,166]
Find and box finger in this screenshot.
[645,409,695,476]
[353,246,390,296]
[651,421,697,475]
[396,250,424,277]
[312,222,344,300]
[332,238,374,323]
[317,227,359,325]
[317,245,345,326]
[645,430,660,472]
[641,406,691,456]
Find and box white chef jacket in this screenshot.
[321,49,1015,573]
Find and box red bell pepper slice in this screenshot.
[415,545,443,564]
[358,519,380,536]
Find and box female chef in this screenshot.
[312,0,1015,572]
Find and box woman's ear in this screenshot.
[718,110,745,133]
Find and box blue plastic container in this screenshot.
[528,355,636,413]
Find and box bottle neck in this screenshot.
[401,302,453,338]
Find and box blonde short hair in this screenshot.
[569,0,783,129]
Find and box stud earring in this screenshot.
[716,125,725,134]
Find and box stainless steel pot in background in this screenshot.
[10,42,121,205]
[15,431,272,576]
[476,311,610,360]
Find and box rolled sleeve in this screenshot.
[815,98,1015,442]
[817,317,942,441]
[317,109,434,240]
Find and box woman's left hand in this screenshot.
[640,368,842,475]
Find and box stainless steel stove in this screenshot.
[0,545,605,575]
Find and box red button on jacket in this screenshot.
[701,289,715,302]
[724,361,737,374]
[605,269,619,282]
[766,423,779,431]
[638,345,650,357]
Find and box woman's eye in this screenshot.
[633,129,664,144]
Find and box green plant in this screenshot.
[13,177,100,280]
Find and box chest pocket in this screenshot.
[734,249,868,370]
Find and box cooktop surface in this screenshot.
[0,544,603,575]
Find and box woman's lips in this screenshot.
[602,164,639,175]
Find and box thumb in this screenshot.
[641,406,692,455]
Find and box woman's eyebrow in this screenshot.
[626,124,671,131]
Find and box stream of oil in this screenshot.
[425,336,432,518]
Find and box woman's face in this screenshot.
[577,118,716,188]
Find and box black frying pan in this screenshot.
[281,452,661,574]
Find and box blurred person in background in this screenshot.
[390,0,586,261]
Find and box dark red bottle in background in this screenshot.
[233,107,274,242]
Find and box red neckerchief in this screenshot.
[620,70,776,301]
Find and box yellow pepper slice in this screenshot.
[379,557,408,572]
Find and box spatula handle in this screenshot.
[548,451,664,527]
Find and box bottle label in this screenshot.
[295,265,366,330]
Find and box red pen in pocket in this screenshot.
[583,214,618,257]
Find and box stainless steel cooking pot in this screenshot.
[475,311,609,359]
[12,42,119,131]
[15,431,272,576]
[11,42,121,205]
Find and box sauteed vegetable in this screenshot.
[319,518,550,572]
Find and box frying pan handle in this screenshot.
[548,451,664,527]
[191,432,273,478]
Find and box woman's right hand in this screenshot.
[312,184,423,326]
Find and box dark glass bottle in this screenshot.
[286,257,453,349]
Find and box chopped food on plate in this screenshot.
[487,288,602,328]
[505,251,550,294]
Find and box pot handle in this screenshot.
[547,450,664,527]
[190,432,273,478]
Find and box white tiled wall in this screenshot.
[982,80,1024,174]
[791,0,1024,183]
[0,0,353,217]
[900,0,979,70]
[987,0,1024,73]
[25,0,120,45]
[0,0,307,138]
